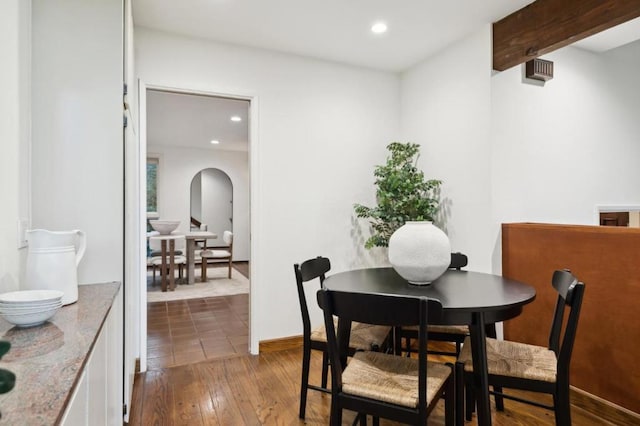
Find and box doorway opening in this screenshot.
[141,86,252,370]
[597,205,640,228]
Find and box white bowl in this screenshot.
[0,299,62,309]
[0,290,64,304]
[0,302,62,314]
[1,306,60,327]
[149,220,180,235]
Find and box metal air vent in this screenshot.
[525,58,554,81]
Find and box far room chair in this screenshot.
[201,230,233,280]
[455,269,585,426]
[317,287,454,425]
[293,256,392,420]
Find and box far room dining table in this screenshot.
[148,233,184,292]
[323,267,536,426]
[184,231,217,284]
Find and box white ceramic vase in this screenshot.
[388,221,451,285]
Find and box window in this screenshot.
[146,157,159,215]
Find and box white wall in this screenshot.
[148,145,250,260]
[31,0,123,285]
[136,28,400,342]
[491,41,640,270]
[0,0,31,293]
[401,26,495,273]
[401,26,640,275]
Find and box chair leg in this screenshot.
[465,375,475,421]
[444,365,455,426]
[299,344,311,419]
[404,336,411,357]
[152,265,156,286]
[493,385,505,411]
[321,350,329,389]
[455,362,465,426]
[555,387,571,426]
[358,413,367,425]
[201,258,207,281]
[372,417,380,426]
[228,258,232,278]
[393,327,402,355]
[330,400,342,426]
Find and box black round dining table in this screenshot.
[323,267,536,426]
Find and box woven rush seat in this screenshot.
[458,336,557,383]
[427,324,469,334]
[403,324,469,334]
[342,351,452,408]
[310,319,391,351]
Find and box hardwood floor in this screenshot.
[146,263,251,370]
[129,346,613,425]
[147,293,249,369]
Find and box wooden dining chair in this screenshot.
[398,252,495,357]
[201,230,233,280]
[455,269,585,426]
[294,257,393,420]
[317,287,454,426]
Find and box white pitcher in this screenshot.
[25,229,86,305]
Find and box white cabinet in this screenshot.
[60,288,123,425]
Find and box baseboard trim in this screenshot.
[570,386,640,425]
[259,335,303,352]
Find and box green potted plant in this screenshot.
[354,142,442,248]
[354,142,450,284]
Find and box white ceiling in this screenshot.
[133,0,535,72]
[147,90,249,152]
[139,2,640,152]
[573,17,640,53]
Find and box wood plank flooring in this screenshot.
[129,346,614,425]
[146,263,250,370]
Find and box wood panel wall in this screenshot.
[502,223,640,415]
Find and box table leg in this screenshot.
[469,311,491,426]
[169,239,176,291]
[160,241,167,292]
[186,238,195,285]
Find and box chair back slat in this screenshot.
[299,256,331,283]
[548,270,586,372]
[449,252,468,270]
[294,257,331,339]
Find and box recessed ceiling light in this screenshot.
[230,116,242,122]
[210,140,220,144]
[371,21,388,34]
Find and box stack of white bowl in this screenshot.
[0,290,64,327]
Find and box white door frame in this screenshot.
[135,80,260,372]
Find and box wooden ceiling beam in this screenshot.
[493,0,640,71]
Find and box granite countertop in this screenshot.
[0,282,121,425]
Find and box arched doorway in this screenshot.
[190,168,233,246]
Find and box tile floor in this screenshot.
[146,293,249,370]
